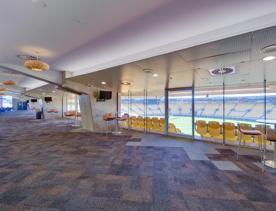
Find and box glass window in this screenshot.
[129,92,145,118]
[224,86,265,146]
[265,83,276,151]
[194,86,223,143]
[168,89,192,136]
[1,95,13,108]
[120,93,129,116]
[129,91,145,131]
[146,90,165,133]
[67,94,79,112]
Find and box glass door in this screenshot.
[167,88,193,137]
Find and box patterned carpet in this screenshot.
[0,111,276,211]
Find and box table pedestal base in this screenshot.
[112,131,122,135]
[263,160,276,168]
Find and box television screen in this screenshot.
[31,99,37,103]
[98,91,112,101]
[105,91,112,100]
[44,97,52,102]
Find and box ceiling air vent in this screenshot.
[262,44,276,54]
[208,67,235,76]
[142,68,153,74]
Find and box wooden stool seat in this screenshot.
[239,128,262,136]
[237,126,263,161]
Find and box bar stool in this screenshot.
[103,113,116,135]
[119,114,128,126]
[236,124,263,160]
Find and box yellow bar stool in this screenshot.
[238,123,253,144]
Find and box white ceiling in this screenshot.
[53,0,276,75]
[0,0,172,95]
[0,0,172,65]
[67,26,276,93]
[2,0,276,98]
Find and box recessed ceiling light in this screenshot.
[52,90,56,93]
[263,56,275,61]
[101,81,106,85]
[152,74,159,77]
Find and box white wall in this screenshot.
[43,96,63,119]
[91,92,117,131]
[29,99,42,111]
[79,89,117,132]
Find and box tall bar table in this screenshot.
[256,119,276,168]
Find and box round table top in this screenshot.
[103,117,116,121]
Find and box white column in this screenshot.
[79,94,94,131]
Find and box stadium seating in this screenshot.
[145,117,152,130]
[121,115,182,134]
[168,123,177,133]
[224,122,237,141]
[120,95,276,146]
[196,120,207,137]
[208,121,222,139]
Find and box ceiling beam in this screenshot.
[0,63,93,96]
[0,63,64,85]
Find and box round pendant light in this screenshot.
[0,87,9,92]
[24,58,49,71]
[3,80,16,86]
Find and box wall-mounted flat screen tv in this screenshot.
[97,91,112,101]
[44,97,52,102]
[31,99,37,103]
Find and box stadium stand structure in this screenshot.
[121,95,276,122]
